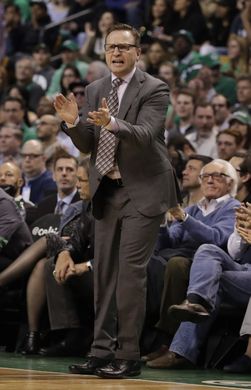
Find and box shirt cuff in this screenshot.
[65,116,80,128]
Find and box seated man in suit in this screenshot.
[27,149,80,225]
[21,140,57,205]
[0,161,35,222]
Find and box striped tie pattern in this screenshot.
[95,78,123,176]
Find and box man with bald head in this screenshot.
[21,140,56,204]
[0,161,35,220]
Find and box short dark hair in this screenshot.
[188,154,213,165]
[78,156,90,177]
[239,155,251,192]
[176,87,196,105]
[105,23,141,47]
[217,128,244,146]
[3,96,25,110]
[52,149,78,170]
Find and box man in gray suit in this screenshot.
[54,23,180,379]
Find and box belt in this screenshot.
[103,176,124,187]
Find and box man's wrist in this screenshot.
[103,117,111,128]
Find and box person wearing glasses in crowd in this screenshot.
[20,140,56,205]
[144,159,239,368]
[54,23,180,379]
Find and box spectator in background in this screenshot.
[0,123,23,165]
[167,135,196,181]
[217,129,244,161]
[35,114,66,166]
[47,40,89,98]
[14,56,44,112]
[21,140,56,205]
[20,0,58,54]
[230,0,251,43]
[36,96,56,117]
[158,61,181,92]
[186,102,218,158]
[235,74,251,114]
[0,161,35,220]
[0,186,33,272]
[141,0,174,45]
[2,3,25,58]
[1,97,37,143]
[182,154,213,207]
[230,152,251,203]
[212,94,231,133]
[172,30,202,83]
[201,54,237,107]
[145,159,239,368]
[229,111,251,151]
[59,65,81,96]
[7,85,38,126]
[32,43,55,92]
[27,150,81,224]
[171,0,209,45]
[80,10,116,62]
[68,80,89,117]
[145,40,169,76]
[208,0,237,47]
[0,65,10,104]
[168,88,196,139]
[222,34,249,78]
[85,60,110,83]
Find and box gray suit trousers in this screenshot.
[91,182,163,360]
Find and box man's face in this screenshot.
[105,30,141,78]
[175,94,194,120]
[230,120,248,140]
[37,115,58,141]
[200,162,232,200]
[53,158,78,195]
[194,106,215,137]
[212,95,229,125]
[217,133,238,161]
[33,50,50,67]
[173,36,190,59]
[182,159,203,190]
[21,142,44,177]
[237,80,251,104]
[61,50,76,64]
[15,59,33,83]
[0,162,22,196]
[3,101,24,124]
[0,127,21,155]
[76,166,90,200]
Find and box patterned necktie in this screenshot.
[95,78,123,176]
[55,200,65,215]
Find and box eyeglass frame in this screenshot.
[199,172,231,182]
[104,43,138,53]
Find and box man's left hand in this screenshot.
[87,98,111,127]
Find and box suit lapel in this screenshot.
[118,69,144,120]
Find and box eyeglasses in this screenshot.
[104,43,138,53]
[199,172,230,181]
[21,153,42,159]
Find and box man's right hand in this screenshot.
[54,250,76,284]
[54,93,79,125]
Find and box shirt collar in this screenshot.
[57,188,77,205]
[111,66,136,85]
[198,194,231,210]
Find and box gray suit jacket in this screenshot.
[64,68,180,219]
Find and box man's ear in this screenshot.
[17,177,24,189]
[242,172,251,184]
